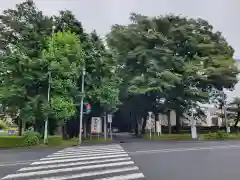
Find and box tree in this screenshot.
[42,31,85,137]
[228,97,240,129]
[0,0,53,134]
[107,13,239,133]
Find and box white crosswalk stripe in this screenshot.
[1,144,145,180]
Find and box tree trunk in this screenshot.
[18,117,22,136]
[175,109,181,133]
[168,110,171,134]
[141,113,147,134]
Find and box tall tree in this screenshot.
[42,31,85,137]
[107,13,239,133]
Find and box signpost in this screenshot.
[108,114,113,140]
[91,117,102,139]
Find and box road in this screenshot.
[1,135,240,179]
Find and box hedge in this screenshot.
[0,136,25,148]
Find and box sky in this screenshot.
[0,0,240,101]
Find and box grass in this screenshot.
[144,132,240,141]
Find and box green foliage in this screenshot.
[227,97,240,127]
[23,131,42,140]
[0,136,25,148]
[48,136,62,146]
[50,96,75,123]
[23,133,40,147]
[0,121,8,129]
[203,131,229,140]
[0,0,239,138]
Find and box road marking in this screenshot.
[29,166,139,180]
[52,148,124,156]
[41,151,127,161]
[18,157,132,171]
[129,144,240,155]
[2,161,135,179]
[0,160,37,167]
[95,173,145,180]
[31,153,129,165]
[58,144,121,152]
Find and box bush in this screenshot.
[0,121,8,129]
[23,132,40,147]
[0,136,25,148]
[48,136,62,146]
[24,131,42,140]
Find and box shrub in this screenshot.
[23,132,40,147]
[0,120,8,129]
[48,136,62,146]
[0,136,25,148]
[24,131,42,140]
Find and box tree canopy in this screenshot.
[0,0,239,137]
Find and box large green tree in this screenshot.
[107,13,239,133]
[42,31,85,136]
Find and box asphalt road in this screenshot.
[1,136,240,180]
[121,140,240,180]
[0,148,60,178]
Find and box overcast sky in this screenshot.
[1,0,240,101]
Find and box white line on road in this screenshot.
[29,166,139,180]
[18,157,131,172]
[0,160,37,167]
[94,173,145,180]
[41,151,127,161]
[2,161,135,179]
[128,144,240,155]
[31,154,129,165]
[49,149,124,157]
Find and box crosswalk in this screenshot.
[1,144,145,180]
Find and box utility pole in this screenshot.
[44,18,55,144]
[79,66,86,144]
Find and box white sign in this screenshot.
[156,121,161,133]
[108,114,112,123]
[91,117,102,133]
[191,127,197,139]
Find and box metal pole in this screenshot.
[79,67,85,144]
[44,72,51,144]
[110,122,112,140]
[104,112,107,140]
[223,92,228,133]
[44,18,55,144]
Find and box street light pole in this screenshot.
[222,92,228,133]
[79,66,86,145]
[44,18,55,144]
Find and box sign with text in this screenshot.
[91,117,102,133]
[107,114,112,123]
